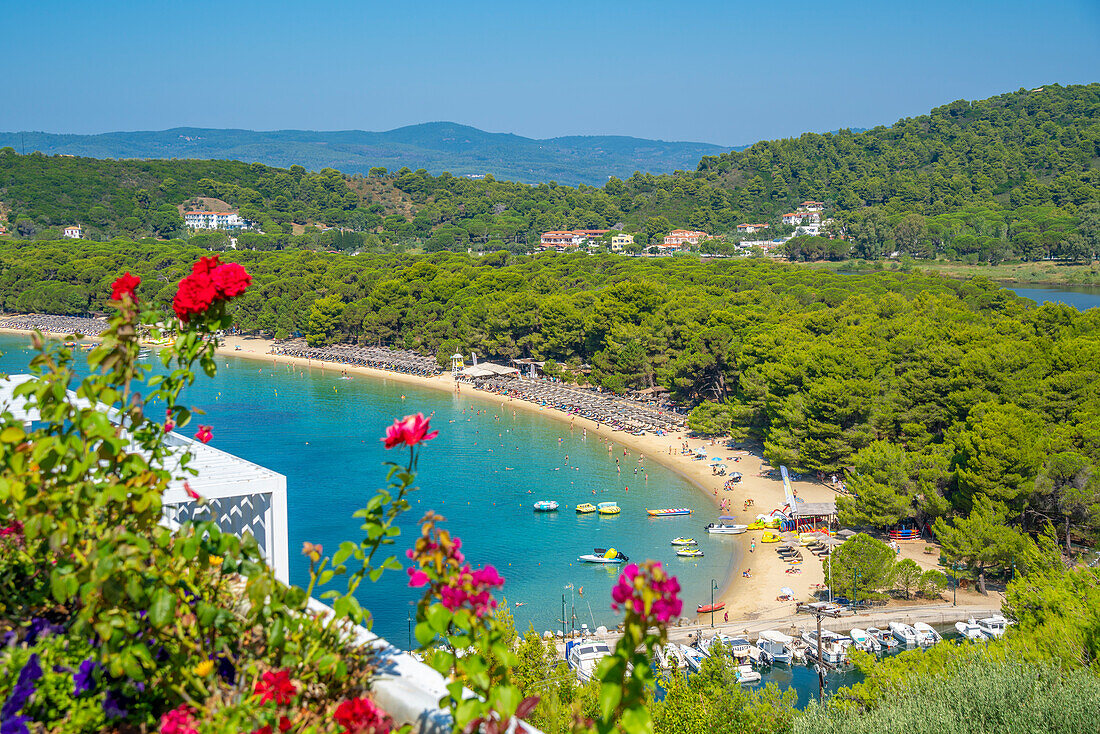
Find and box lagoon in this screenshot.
[1007,284,1100,311]
[0,333,736,646]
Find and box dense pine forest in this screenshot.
[0,239,1097,558]
[2,84,1098,261]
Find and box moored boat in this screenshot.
[955,619,986,641]
[597,501,620,515]
[736,663,761,684]
[697,601,725,614]
[866,627,898,649]
[912,622,942,646]
[889,622,919,646]
[567,641,613,684]
[647,508,692,517]
[977,615,1010,638]
[533,500,559,512]
[579,547,628,563]
[676,548,704,558]
[575,503,596,514]
[670,537,697,546]
[705,516,747,534]
[756,630,793,664]
[849,628,877,653]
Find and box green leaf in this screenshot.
[148,587,176,627]
[598,682,622,721]
[620,706,653,734]
[414,621,436,646]
[333,540,356,566]
[427,604,452,633]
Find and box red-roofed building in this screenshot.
[736,223,769,234]
[184,211,252,231]
[539,229,609,249]
[782,212,820,225]
[662,229,708,247]
[800,201,825,212]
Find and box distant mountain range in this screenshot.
[0,123,737,186]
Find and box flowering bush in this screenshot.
[0,263,387,732]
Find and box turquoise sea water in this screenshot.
[0,334,737,646]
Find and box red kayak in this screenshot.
[697,602,726,614]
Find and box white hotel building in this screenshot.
[184,211,252,231]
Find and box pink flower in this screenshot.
[184,482,203,502]
[164,408,175,433]
[611,560,681,624]
[382,413,438,449]
[254,669,296,705]
[195,425,212,444]
[407,569,430,587]
[159,704,197,734]
[0,521,23,538]
[111,272,141,303]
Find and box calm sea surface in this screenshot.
[1007,283,1100,311]
[0,333,736,646]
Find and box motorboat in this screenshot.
[866,627,899,650]
[679,644,705,673]
[756,630,793,664]
[579,547,628,564]
[705,516,747,534]
[976,615,1011,638]
[670,537,697,546]
[597,501,620,515]
[735,663,761,684]
[676,548,704,558]
[955,619,986,641]
[701,634,751,660]
[567,641,612,684]
[849,628,878,653]
[575,503,596,514]
[647,508,692,517]
[654,644,669,669]
[696,601,725,614]
[663,643,688,670]
[889,622,920,646]
[913,622,942,646]
[801,629,847,664]
[533,500,559,512]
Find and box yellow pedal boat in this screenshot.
[576,503,596,514]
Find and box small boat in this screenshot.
[597,501,620,515]
[680,644,705,673]
[801,630,847,664]
[533,500,559,512]
[955,619,986,641]
[849,628,878,653]
[760,531,782,543]
[671,537,697,546]
[647,508,692,517]
[889,622,920,646]
[567,641,613,684]
[697,602,725,614]
[976,615,1010,639]
[913,622,942,646]
[575,503,596,514]
[735,663,761,685]
[664,644,688,670]
[676,548,704,558]
[866,627,899,650]
[705,516,747,534]
[137,348,151,359]
[756,630,793,664]
[579,547,628,564]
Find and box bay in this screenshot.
[1007,283,1100,311]
[0,333,736,646]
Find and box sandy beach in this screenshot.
[2,325,995,621]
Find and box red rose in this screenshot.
[334,697,391,734]
[173,272,217,322]
[211,262,252,298]
[192,255,221,276]
[111,272,141,302]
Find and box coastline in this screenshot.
[0,325,841,621]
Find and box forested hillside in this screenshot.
[3,85,1097,261]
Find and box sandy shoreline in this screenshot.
[0,326,850,620]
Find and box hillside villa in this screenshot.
[539,229,609,249]
[610,233,634,252]
[782,212,821,226]
[63,225,83,239]
[662,229,708,247]
[184,211,253,231]
[736,223,769,234]
[800,201,825,211]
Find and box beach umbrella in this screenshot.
[836,529,856,538]
[779,586,794,598]
[817,535,845,547]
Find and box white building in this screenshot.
[662,229,708,247]
[782,212,821,226]
[184,211,252,231]
[800,201,825,212]
[63,225,83,239]
[736,223,769,234]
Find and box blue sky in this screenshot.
[3,0,1097,146]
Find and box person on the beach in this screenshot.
[724,611,728,623]
[750,541,755,553]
